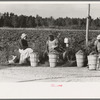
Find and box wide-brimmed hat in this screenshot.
[97,35,100,40]
[21,33,27,39]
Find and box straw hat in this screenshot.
[97,34,100,40]
[21,33,27,39]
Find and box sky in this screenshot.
[0,2,100,19]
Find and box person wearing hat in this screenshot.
[19,33,28,51]
[94,35,100,53]
[94,34,100,68]
[18,33,33,64]
[9,33,33,64]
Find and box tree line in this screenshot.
[0,12,100,29]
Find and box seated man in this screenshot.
[9,33,33,64]
[94,34,100,68]
[43,34,65,63]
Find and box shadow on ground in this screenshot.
[0,63,30,70]
[0,60,79,70]
[18,76,64,82]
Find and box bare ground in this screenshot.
[0,63,100,82]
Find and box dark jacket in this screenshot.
[18,39,28,50]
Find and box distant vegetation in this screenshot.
[0,12,100,29]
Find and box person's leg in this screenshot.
[8,49,20,64]
[96,52,100,70]
[13,50,20,63]
[63,51,69,62]
[19,48,33,64]
[26,48,33,54]
[98,58,100,69]
[19,49,27,64]
[19,53,26,64]
[97,53,100,69]
[43,51,49,63]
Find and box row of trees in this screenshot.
[0,12,100,29]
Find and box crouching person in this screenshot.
[9,33,33,65]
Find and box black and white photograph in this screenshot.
[1,1,100,99]
[0,1,100,83]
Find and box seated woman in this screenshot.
[9,33,33,65]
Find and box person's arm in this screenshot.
[24,40,28,49]
[52,39,59,49]
[46,41,49,53]
[18,39,28,50]
[94,40,98,53]
[18,40,23,50]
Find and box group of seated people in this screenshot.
[9,33,68,65]
[8,32,100,66]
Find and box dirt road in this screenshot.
[0,65,100,82]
